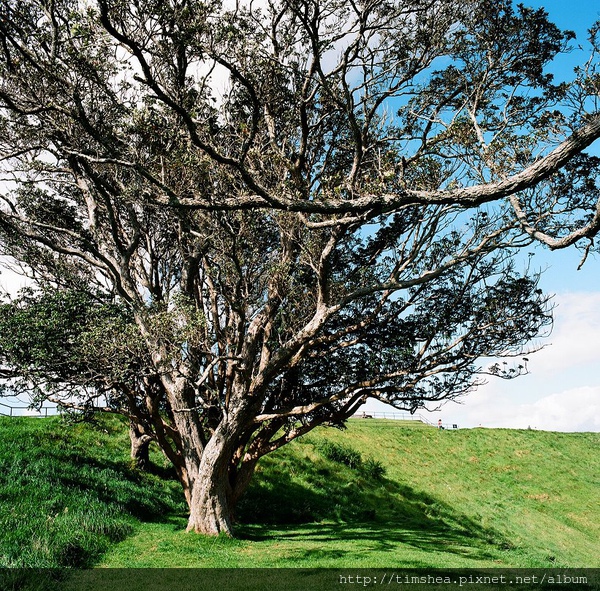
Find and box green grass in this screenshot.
[1,416,598,573]
[0,415,185,569]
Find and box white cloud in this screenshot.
[532,292,600,373]
[461,386,600,432]
[446,291,600,431]
[363,291,600,432]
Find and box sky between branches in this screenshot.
[363,0,600,431]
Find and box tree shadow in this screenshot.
[14,419,511,564]
[29,444,185,522]
[236,458,511,563]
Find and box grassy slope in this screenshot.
[0,415,185,568]
[0,416,598,570]
[322,421,599,567]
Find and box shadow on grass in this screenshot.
[0,418,185,524]
[0,417,508,569]
[235,454,510,563]
[42,448,185,522]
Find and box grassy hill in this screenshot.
[0,415,598,573]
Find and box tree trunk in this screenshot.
[129,421,152,470]
[186,434,235,536]
[164,375,257,536]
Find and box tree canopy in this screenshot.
[0,0,597,535]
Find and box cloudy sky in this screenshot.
[440,248,600,432]
[361,241,600,431]
[2,1,600,431]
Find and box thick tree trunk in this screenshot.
[160,373,258,536]
[186,435,235,536]
[184,452,260,535]
[184,395,260,536]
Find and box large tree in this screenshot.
[0,0,597,534]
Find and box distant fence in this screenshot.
[353,411,434,424]
[0,402,61,418]
[0,401,458,428]
[352,411,458,429]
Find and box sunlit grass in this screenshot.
[1,415,598,574]
[100,421,599,569]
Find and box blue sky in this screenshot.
[363,1,600,431]
[459,1,600,431]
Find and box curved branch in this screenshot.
[509,193,600,249]
[144,116,600,215]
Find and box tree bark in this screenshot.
[129,421,152,470]
[183,392,258,536]
[186,434,236,536]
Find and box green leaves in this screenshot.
[0,288,145,394]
